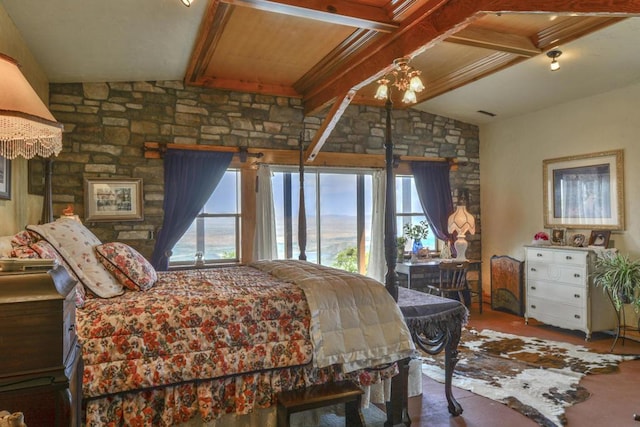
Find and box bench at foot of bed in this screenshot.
[276,380,364,427]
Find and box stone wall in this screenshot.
[48,80,480,260]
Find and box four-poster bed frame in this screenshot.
[140,115,467,426]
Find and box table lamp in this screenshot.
[0,53,63,222]
[447,201,475,261]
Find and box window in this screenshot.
[396,175,436,250]
[272,168,372,274]
[170,169,241,265]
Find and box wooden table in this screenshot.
[396,287,469,417]
[397,259,483,313]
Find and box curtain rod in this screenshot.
[143,142,458,170]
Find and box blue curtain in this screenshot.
[151,149,233,270]
[411,161,454,243]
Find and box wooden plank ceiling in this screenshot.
[185,0,637,159]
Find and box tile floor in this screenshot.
[408,301,640,427]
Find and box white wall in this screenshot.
[480,82,640,293]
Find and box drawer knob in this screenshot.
[566,255,572,260]
[531,267,537,272]
[531,286,536,290]
[536,253,543,257]
[68,324,75,332]
[574,273,580,278]
[531,304,536,309]
[574,294,580,298]
[574,314,581,319]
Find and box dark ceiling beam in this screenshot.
[185,0,231,84]
[220,0,399,32]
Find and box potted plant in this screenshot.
[592,252,640,312]
[403,221,429,255]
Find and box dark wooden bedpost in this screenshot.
[41,158,54,224]
[383,97,399,301]
[298,132,307,261]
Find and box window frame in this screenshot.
[169,168,241,267]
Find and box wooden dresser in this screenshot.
[0,266,80,427]
[524,245,616,339]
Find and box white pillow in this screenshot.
[27,218,124,298]
[0,236,12,257]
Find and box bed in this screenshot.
[2,218,416,426]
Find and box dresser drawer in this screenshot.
[552,250,587,266]
[526,248,554,263]
[527,296,586,330]
[527,280,586,308]
[527,262,587,286]
[526,247,587,266]
[0,299,64,377]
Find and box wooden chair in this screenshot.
[428,261,471,307]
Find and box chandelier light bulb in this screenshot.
[409,75,424,92]
[375,82,389,100]
[181,0,193,6]
[550,59,560,71]
[402,89,416,104]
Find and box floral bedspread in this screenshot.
[78,266,312,397]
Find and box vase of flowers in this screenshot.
[404,221,429,259]
[532,231,550,246]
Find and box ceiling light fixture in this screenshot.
[181,0,193,6]
[375,57,425,104]
[546,49,562,71]
[0,53,63,159]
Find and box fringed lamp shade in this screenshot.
[447,205,476,260]
[0,53,63,159]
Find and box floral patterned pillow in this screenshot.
[27,218,124,298]
[95,242,157,291]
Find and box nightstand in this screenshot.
[0,266,80,427]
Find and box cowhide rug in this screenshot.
[421,328,638,426]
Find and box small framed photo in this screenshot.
[588,230,611,248]
[0,155,10,200]
[551,228,566,245]
[570,233,586,247]
[84,178,143,222]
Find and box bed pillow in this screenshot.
[95,242,157,291]
[27,218,124,298]
[8,232,86,307]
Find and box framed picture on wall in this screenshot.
[84,178,143,221]
[543,150,624,230]
[0,156,11,200]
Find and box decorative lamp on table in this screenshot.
[0,53,63,223]
[447,191,475,261]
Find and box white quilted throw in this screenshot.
[252,260,416,372]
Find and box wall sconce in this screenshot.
[546,49,562,71]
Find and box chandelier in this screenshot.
[374,57,425,104]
